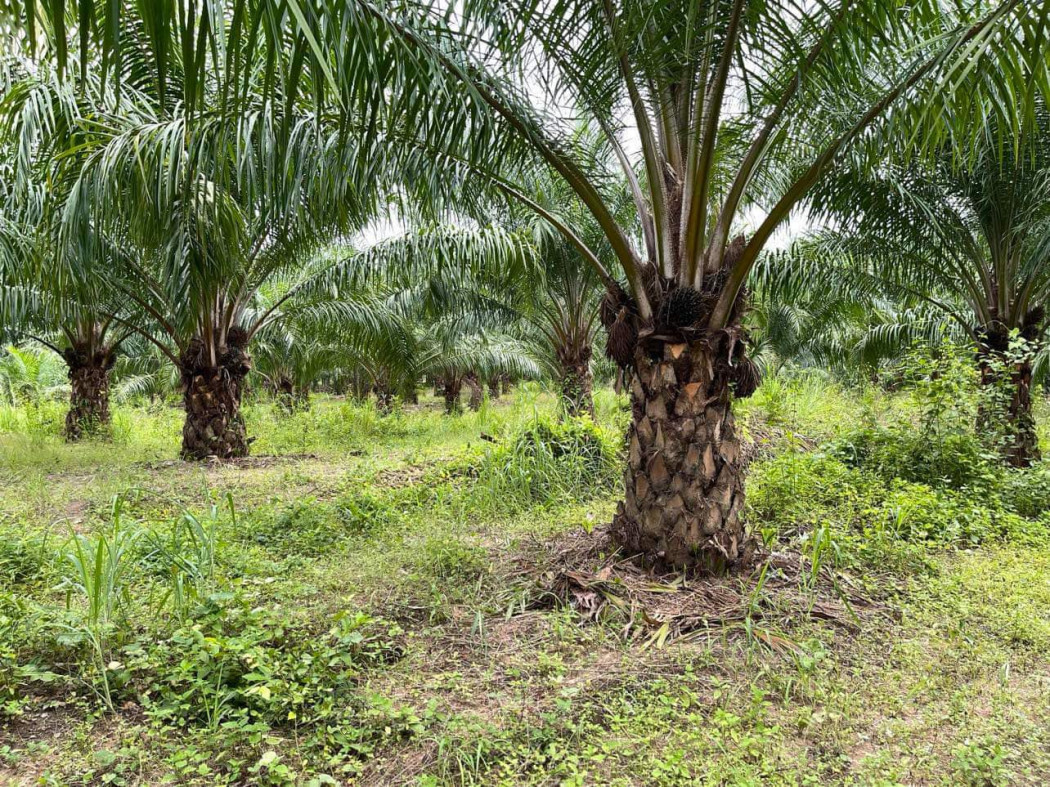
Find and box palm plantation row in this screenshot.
[1,0,1048,574]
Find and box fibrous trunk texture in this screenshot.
[443,377,463,414]
[180,337,251,460]
[465,373,483,411]
[601,245,760,572]
[978,349,1041,468]
[558,345,594,418]
[612,341,752,572]
[64,345,115,441]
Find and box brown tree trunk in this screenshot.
[488,377,501,400]
[501,373,512,396]
[558,346,594,418]
[64,346,115,441]
[611,340,752,573]
[180,340,251,460]
[443,377,463,414]
[465,373,483,411]
[978,350,1042,468]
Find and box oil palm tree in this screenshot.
[0,106,132,439]
[20,0,1050,568]
[3,50,379,458]
[327,226,540,413]
[777,112,1050,466]
[336,0,1046,570]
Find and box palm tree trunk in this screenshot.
[63,345,114,441]
[180,340,251,460]
[488,377,501,400]
[978,348,1042,467]
[443,377,463,414]
[558,346,594,417]
[611,340,754,573]
[465,373,483,411]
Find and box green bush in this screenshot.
[828,424,996,490]
[123,594,405,731]
[748,448,1049,574]
[997,464,1050,519]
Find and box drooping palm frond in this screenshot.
[0,343,69,403]
[18,0,1048,336]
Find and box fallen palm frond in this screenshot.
[520,528,884,650]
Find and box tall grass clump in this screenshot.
[468,416,621,509]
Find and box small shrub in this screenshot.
[952,739,1010,786]
[997,464,1050,518]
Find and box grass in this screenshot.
[0,381,1047,785]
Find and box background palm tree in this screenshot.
[3,49,379,458]
[323,226,540,413]
[775,110,1050,465]
[0,89,133,439]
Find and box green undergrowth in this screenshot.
[0,378,1048,784]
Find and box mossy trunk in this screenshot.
[443,377,463,414]
[978,351,1041,468]
[558,346,593,418]
[180,341,251,460]
[611,340,753,573]
[64,347,115,441]
[465,373,483,411]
